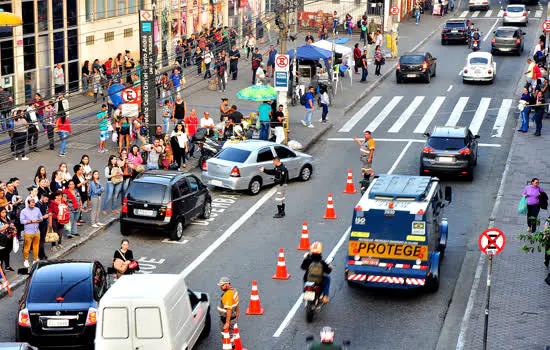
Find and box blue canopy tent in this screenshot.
[286,44,332,60]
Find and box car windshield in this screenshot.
[28,279,91,303]
[428,137,467,150]
[127,182,167,203]
[507,6,524,12]
[445,22,465,28]
[495,30,515,38]
[216,148,251,163]
[470,57,488,64]
[400,56,424,64]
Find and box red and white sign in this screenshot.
[121,87,141,105]
[478,228,506,255]
[275,54,290,72]
[390,6,400,16]
[140,10,152,22]
[543,20,550,33]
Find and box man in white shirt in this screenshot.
[525,58,535,87]
[53,63,65,94]
[200,111,216,137]
[203,47,214,79]
[375,30,383,48]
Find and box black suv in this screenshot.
[121,170,212,240]
[396,52,437,83]
[441,19,470,44]
[16,260,108,349]
[420,126,479,181]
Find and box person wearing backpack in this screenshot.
[301,86,315,128]
[300,241,332,303]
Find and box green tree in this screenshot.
[518,217,550,254]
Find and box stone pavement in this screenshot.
[458,118,550,348]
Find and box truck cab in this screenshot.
[344,174,452,292]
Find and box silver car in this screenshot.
[201,140,314,195]
[503,5,528,26]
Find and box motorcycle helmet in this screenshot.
[311,241,323,254]
[320,326,335,343]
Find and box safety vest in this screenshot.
[218,288,239,318]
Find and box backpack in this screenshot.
[300,93,307,106]
[57,203,70,225]
[307,261,324,284]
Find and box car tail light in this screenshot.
[230,166,241,177]
[473,40,479,45]
[488,70,492,74]
[423,146,434,153]
[443,35,449,39]
[165,202,173,217]
[422,61,428,70]
[18,309,30,327]
[491,38,496,43]
[396,62,400,71]
[522,11,527,16]
[201,161,207,172]
[85,308,97,326]
[459,148,471,155]
[503,12,507,16]
[464,69,468,74]
[482,1,488,3]
[516,38,521,44]
[443,29,450,33]
[122,197,128,213]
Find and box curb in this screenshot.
[301,123,333,152]
[343,23,445,115]
[0,215,118,299]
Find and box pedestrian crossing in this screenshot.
[457,9,541,18]
[339,95,515,138]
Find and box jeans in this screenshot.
[259,121,270,140]
[416,13,420,23]
[204,63,211,78]
[163,117,171,134]
[321,275,331,297]
[69,210,80,236]
[0,111,8,131]
[46,125,55,149]
[103,182,122,211]
[90,195,101,225]
[217,76,226,91]
[146,164,159,170]
[13,132,26,157]
[27,125,38,151]
[347,24,352,35]
[122,178,131,198]
[361,67,368,81]
[51,219,65,247]
[82,77,89,91]
[23,233,40,261]
[304,109,313,126]
[161,89,172,104]
[520,108,530,131]
[321,103,328,121]
[527,204,540,232]
[534,111,543,134]
[58,130,70,154]
[375,63,381,75]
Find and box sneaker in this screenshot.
[92,224,99,228]
[97,222,105,226]
[14,157,18,160]
[21,157,29,160]
[33,259,40,264]
[68,235,74,240]
[308,124,315,128]
[23,260,30,268]
[5,266,14,272]
[58,244,64,248]
[301,120,307,126]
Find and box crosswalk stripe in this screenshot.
[484,10,493,17]
[472,11,480,17]
[497,10,504,17]
[339,96,381,132]
[492,99,512,138]
[446,97,469,127]
[414,96,446,134]
[535,10,542,17]
[365,96,403,132]
[469,97,491,135]
[460,10,469,17]
[389,96,425,133]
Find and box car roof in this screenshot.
[402,52,428,56]
[32,260,94,283]
[228,140,277,151]
[468,52,492,59]
[134,170,190,185]
[431,126,468,138]
[445,18,468,22]
[496,26,519,31]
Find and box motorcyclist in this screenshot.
[472,28,480,41]
[309,327,343,350]
[301,242,332,303]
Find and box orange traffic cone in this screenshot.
[297,221,311,250]
[233,323,248,350]
[222,329,232,350]
[343,169,357,194]
[323,193,338,219]
[0,266,12,297]
[272,248,291,280]
[246,280,264,315]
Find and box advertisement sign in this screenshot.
[274,71,289,92]
[139,10,157,140]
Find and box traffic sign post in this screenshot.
[274,71,289,92]
[390,6,400,16]
[543,20,550,33]
[478,228,506,350]
[275,54,290,72]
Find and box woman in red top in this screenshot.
[353,43,362,75]
[48,190,67,250]
[55,114,72,157]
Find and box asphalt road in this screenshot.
[0,1,544,348]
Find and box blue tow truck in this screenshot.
[344,174,452,292]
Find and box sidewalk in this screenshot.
[458,123,550,347]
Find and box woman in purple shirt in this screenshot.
[522,178,544,232]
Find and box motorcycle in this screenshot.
[303,281,325,323]
[195,128,223,169]
[306,336,351,349]
[470,31,481,51]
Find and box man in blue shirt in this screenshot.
[258,100,272,140]
[302,86,315,128]
[265,45,277,79]
[169,68,183,98]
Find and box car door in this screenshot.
[176,179,197,222]
[186,290,208,349]
[185,176,203,218]
[274,145,299,179]
[256,147,276,184]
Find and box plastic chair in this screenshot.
[332,71,343,94]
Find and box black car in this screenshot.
[396,52,437,83]
[441,19,470,45]
[121,170,212,240]
[16,260,108,349]
[420,126,479,180]
[491,27,524,55]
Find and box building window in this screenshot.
[23,37,36,71]
[128,0,136,13]
[86,35,95,45]
[53,0,64,29]
[139,0,144,10]
[96,0,106,19]
[37,0,49,32]
[118,0,126,15]
[124,28,133,38]
[105,31,114,42]
[53,31,65,65]
[22,1,35,35]
[0,40,14,75]
[68,29,78,60]
[107,0,116,17]
[68,61,79,92]
[67,0,77,27]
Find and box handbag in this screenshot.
[45,226,59,243]
[128,260,139,270]
[518,196,528,215]
[111,167,124,185]
[113,258,128,274]
[12,236,19,253]
[135,164,146,173]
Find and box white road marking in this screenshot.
[492,99,512,138]
[327,138,501,147]
[273,143,412,338]
[458,69,463,76]
[446,97,469,126]
[180,187,276,278]
[484,10,493,17]
[414,96,446,133]
[483,18,499,41]
[460,10,469,17]
[364,96,403,132]
[497,9,503,17]
[535,10,542,17]
[339,96,382,133]
[469,97,491,135]
[472,10,480,17]
[162,239,189,245]
[388,96,425,133]
[447,85,453,92]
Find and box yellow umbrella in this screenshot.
[0,9,22,27]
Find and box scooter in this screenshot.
[302,281,325,323]
[306,336,351,349]
[471,39,480,51]
[195,128,223,169]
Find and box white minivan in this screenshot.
[95,274,211,350]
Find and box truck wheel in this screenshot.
[426,266,440,293]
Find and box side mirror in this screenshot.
[445,186,452,203]
[423,132,430,137]
[200,293,208,302]
[474,135,480,139]
[306,335,314,342]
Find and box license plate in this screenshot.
[451,29,458,33]
[47,319,69,327]
[303,291,316,301]
[407,74,416,78]
[363,258,380,266]
[500,48,511,51]
[349,241,428,261]
[134,209,156,217]
[438,157,454,163]
[209,180,223,186]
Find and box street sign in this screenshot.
[121,87,140,104]
[543,20,550,33]
[274,71,289,92]
[478,228,506,255]
[390,6,400,16]
[275,54,290,72]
